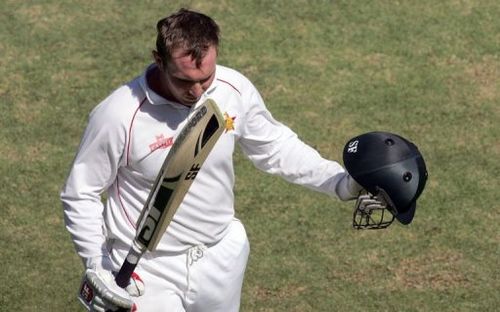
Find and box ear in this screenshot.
[152,51,164,70]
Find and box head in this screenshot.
[153,9,220,106]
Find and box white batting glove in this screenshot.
[355,193,386,213]
[352,191,395,229]
[78,256,144,312]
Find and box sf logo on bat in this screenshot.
[185,163,201,180]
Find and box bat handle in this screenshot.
[115,241,145,288]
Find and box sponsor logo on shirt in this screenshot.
[149,134,174,152]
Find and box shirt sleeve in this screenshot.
[238,88,357,200]
[60,100,127,264]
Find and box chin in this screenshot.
[182,98,199,106]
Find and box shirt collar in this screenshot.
[139,64,219,109]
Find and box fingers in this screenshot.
[353,192,395,230]
[91,296,106,312]
[356,194,386,212]
[92,296,131,312]
[84,269,134,309]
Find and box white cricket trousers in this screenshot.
[109,219,250,312]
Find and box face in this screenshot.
[155,46,217,106]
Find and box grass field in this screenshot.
[1,1,499,311]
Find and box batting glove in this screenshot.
[352,191,395,229]
[355,193,386,213]
[78,256,144,312]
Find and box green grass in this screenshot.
[1,0,499,311]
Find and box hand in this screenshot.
[353,192,395,229]
[355,193,386,213]
[78,257,144,312]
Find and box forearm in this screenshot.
[61,192,109,265]
[61,97,127,264]
[247,133,357,199]
[238,88,360,200]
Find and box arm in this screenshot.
[238,89,360,200]
[60,100,127,266]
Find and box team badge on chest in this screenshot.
[224,112,236,132]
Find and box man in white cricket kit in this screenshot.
[61,8,374,312]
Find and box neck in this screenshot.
[147,66,176,102]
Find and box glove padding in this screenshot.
[78,257,144,312]
[355,193,386,212]
[353,192,395,229]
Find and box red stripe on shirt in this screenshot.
[120,97,147,229]
[126,97,147,166]
[217,78,241,95]
[116,175,136,229]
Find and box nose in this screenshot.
[189,83,204,98]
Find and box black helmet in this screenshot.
[343,131,428,225]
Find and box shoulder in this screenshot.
[89,77,147,126]
[214,65,256,96]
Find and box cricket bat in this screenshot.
[114,99,225,288]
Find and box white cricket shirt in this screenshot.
[61,64,355,262]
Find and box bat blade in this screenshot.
[114,99,224,288]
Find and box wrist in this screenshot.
[85,255,113,271]
[336,173,363,201]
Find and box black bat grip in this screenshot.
[106,260,136,312]
[115,258,138,288]
[115,242,145,288]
